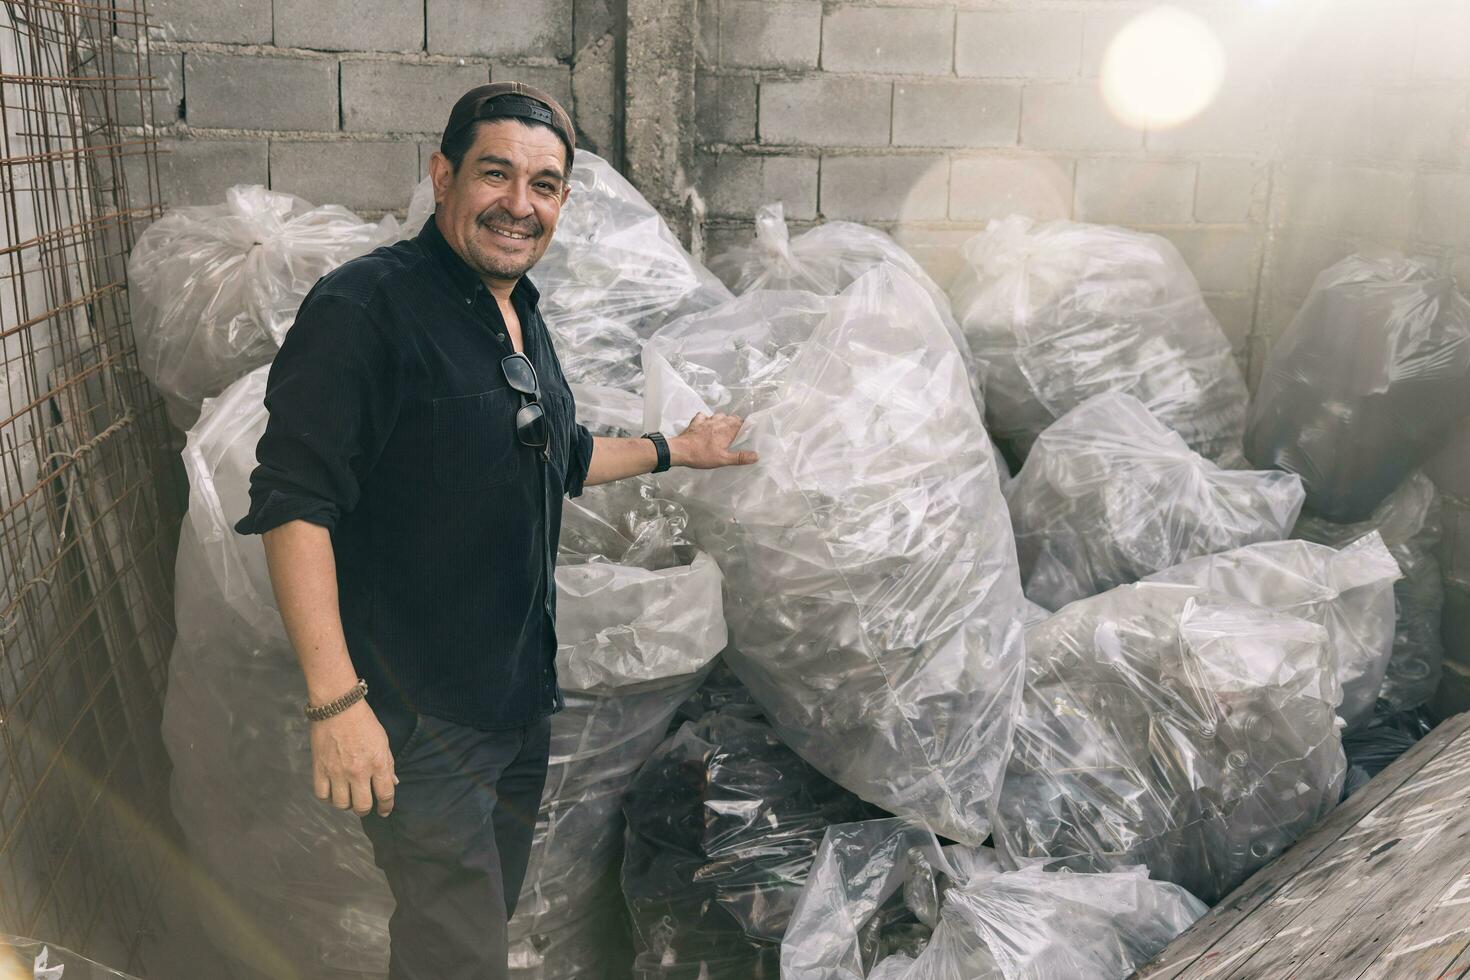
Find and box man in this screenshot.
[234,82,755,978]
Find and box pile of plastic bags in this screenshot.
[0,937,142,979]
[781,819,1206,979]
[993,583,1346,905]
[1143,534,1400,729]
[643,267,1027,845]
[621,709,877,978]
[950,215,1248,463]
[1296,471,1445,710]
[1008,392,1306,610]
[163,371,728,979]
[128,185,397,428]
[1246,255,1470,523]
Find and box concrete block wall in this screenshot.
[123,0,622,215]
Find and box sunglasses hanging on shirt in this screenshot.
[501,352,548,449]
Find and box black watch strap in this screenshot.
[642,432,671,473]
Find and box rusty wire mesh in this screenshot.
[0,0,183,970]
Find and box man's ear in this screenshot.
[427,151,452,205]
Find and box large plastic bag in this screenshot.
[1009,392,1305,610]
[1246,254,1470,523]
[707,203,980,410]
[162,370,726,978]
[128,185,398,428]
[950,215,1248,462]
[642,267,1028,845]
[0,937,141,979]
[993,582,1345,905]
[781,819,1205,980]
[1296,471,1445,711]
[620,710,878,979]
[1144,534,1400,729]
[1341,702,1440,798]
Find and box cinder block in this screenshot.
[1416,172,1470,247]
[706,222,757,272]
[427,0,573,59]
[1278,163,1414,240]
[956,11,1083,79]
[270,140,420,212]
[719,0,822,71]
[819,154,948,222]
[276,0,423,51]
[1020,84,1141,152]
[1426,423,1470,500]
[498,65,573,109]
[1146,89,1276,156]
[822,6,954,76]
[1414,5,1470,81]
[1080,10,1134,78]
[697,72,758,144]
[129,139,271,208]
[1288,9,1416,86]
[696,153,818,220]
[1161,228,1260,295]
[186,53,339,132]
[571,42,618,155]
[949,155,1074,223]
[576,0,618,52]
[90,47,182,127]
[1203,293,1256,352]
[343,61,488,134]
[892,82,1020,149]
[760,77,891,147]
[1264,231,1359,306]
[1074,158,1196,225]
[1194,159,1266,224]
[140,0,271,43]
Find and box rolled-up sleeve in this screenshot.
[234,294,400,535]
[563,422,595,499]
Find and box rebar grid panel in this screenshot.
[0,0,181,970]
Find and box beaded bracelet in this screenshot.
[304,678,368,722]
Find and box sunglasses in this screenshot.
[501,352,548,449]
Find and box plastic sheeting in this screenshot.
[621,710,878,979]
[781,819,1205,980]
[1008,392,1306,611]
[949,215,1248,462]
[128,185,397,428]
[0,937,142,979]
[707,203,979,409]
[162,369,726,978]
[643,267,1028,845]
[1296,472,1445,711]
[1144,534,1400,729]
[994,583,1346,905]
[1246,254,1470,523]
[1341,702,1439,797]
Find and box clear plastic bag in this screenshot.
[781,819,1205,980]
[1296,471,1446,711]
[0,937,142,979]
[1144,534,1400,729]
[708,203,980,411]
[163,368,726,978]
[643,267,1028,845]
[127,185,398,428]
[531,151,731,390]
[621,711,878,979]
[1008,392,1305,611]
[950,215,1248,462]
[1246,254,1470,523]
[993,583,1345,905]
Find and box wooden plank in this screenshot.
[1353,867,1470,979]
[1215,734,1470,978]
[1134,712,1470,979]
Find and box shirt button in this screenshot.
[497,333,507,342]
[464,296,472,305]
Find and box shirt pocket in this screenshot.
[432,388,522,491]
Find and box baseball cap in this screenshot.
[440,81,576,168]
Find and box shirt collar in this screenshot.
[417,210,542,309]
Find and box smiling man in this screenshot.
[233,82,755,978]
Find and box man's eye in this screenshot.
[484,170,504,179]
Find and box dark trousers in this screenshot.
[362,706,552,980]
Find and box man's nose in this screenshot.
[502,181,534,219]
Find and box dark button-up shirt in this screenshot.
[235,215,594,730]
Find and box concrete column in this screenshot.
[623,0,701,249]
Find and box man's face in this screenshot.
[429,119,570,286]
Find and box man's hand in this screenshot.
[669,412,760,470]
[310,699,398,818]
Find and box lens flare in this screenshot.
[1101,6,1227,130]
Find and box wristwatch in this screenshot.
[642,432,671,473]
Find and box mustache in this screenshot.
[478,209,542,237]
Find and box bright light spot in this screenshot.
[1101,7,1226,130]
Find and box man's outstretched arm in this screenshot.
[583,411,759,487]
